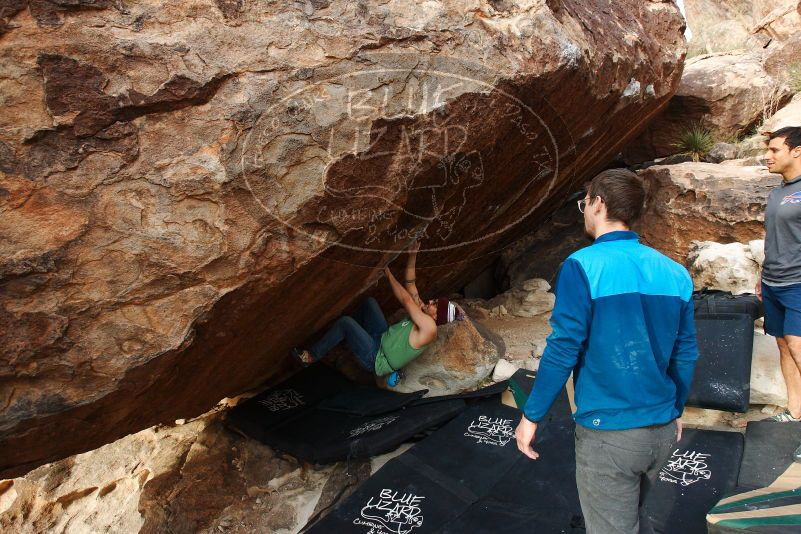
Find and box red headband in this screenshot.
[435,297,450,326]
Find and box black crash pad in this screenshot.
[507,368,574,422]
[226,364,353,441]
[410,380,508,406]
[404,399,524,495]
[737,421,801,490]
[305,401,524,533]
[642,428,744,534]
[305,453,467,534]
[227,364,456,463]
[686,313,754,413]
[317,385,427,416]
[262,399,466,464]
[440,417,582,534]
[693,290,763,322]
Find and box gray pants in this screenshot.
[575,420,678,534]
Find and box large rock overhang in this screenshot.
[0,0,686,477]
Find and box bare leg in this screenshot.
[779,336,801,418]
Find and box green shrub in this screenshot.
[789,63,801,94]
[674,124,715,162]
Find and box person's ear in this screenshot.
[793,146,801,158]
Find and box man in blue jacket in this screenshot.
[515,169,699,534]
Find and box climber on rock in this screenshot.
[291,240,461,384]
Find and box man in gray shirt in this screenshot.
[757,127,801,460]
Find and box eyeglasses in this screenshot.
[578,195,603,214]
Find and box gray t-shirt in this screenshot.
[763,175,801,286]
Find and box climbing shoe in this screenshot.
[387,370,401,387]
[291,347,314,367]
[762,409,801,423]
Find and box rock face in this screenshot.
[751,331,788,407]
[682,0,801,55]
[497,196,588,291]
[485,278,555,318]
[461,296,552,366]
[763,32,801,79]
[705,142,737,163]
[763,94,801,134]
[0,0,687,477]
[750,0,801,42]
[384,318,499,396]
[637,163,781,262]
[0,406,383,534]
[623,52,792,164]
[688,240,761,294]
[682,0,760,55]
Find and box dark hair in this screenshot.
[768,127,801,149]
[587,169,645,226]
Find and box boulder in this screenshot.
[623,52,793,164]
[750,0,801,42]
[0,0,688,476]
[682,0,801,55]
[491,358,522,382]
[461,297,551,369]
[636,163,781,262]
[734,133,770,158]
[682,0,757,56]
[720,157,765,166]
[487,278,555,318]
[383,318,499,396]
[763,32,801,79]
[687,241,761,294]
[762,94,801,134]
[705,142,738,163]
[0,408,377,534]
[750,239,766,266]
[751,331,788,407]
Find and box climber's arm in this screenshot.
[385,266,437,342]
[404,240,422,307]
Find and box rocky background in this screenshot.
[1,0,800,532]
[0,0,687,478]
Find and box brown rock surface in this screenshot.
[763,32,801,79]
[681,0,800,54]
[460,294,553,372]
[623,52,793,164]
[637,162,781,262]
[763,94,801,134]
[750,0,801,43]
[0,407,377,534]
[0,0,687,476]
[682,0,758,55]
[381,317,500,396]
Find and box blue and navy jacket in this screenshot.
[523,231,699,430]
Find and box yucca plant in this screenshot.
[674,123,715,162]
